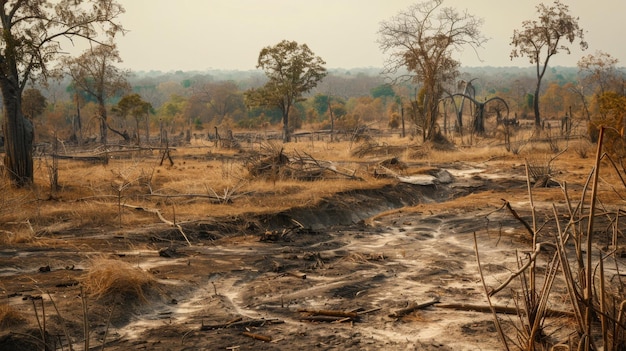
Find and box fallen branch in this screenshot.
[146,192,241,203]
[242,331,272,342]
[300,315,348,323]
[437,303,574,318]
[121,203,191,246]
[298,309,358,318]
[200,318,284,331]
[389,297,440,318]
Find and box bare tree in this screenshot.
[378,0,486,141]
[510,0,587,127]
[63,43,131,145]
[578,51,623,97]
[0,0,125,187]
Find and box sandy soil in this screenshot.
[0,157,620,350]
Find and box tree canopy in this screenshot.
[245,40,327,142]
[510,0,587,126]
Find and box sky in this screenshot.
[111,0,626,72]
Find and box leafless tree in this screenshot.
[378,0,486,141]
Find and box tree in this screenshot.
[510,0,587,127]
[371,84,396,99]
[114,94,153,145]
[63,43,130,145]
[246,40,327,142]
[378,0,485,141]
[0,0,125,187]
[578,51,623,110]
[192,81,245,125]
[22,89,47,121]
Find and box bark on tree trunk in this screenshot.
[2,87,34,187]
[98,101,108,145]
[533,84,541,127]
[282,112,291,142]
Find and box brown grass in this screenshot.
[81,257,157,303]
[0,304,27,329]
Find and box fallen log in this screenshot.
[389,297,440,318]
[242,331,272,342]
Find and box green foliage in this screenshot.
[312,94,330,116]
[247,40,327,141]
[115,93,152,120]
[371,84,395,99]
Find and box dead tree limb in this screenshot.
[487,242,556,296]
[501,199,534,239]
[242,331,272,342]
[121,203,191,246]
[388,297,440,318]
[200,318,284,331]
[437,303,574,317]
[298,309,358,318]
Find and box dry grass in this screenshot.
[81,257,157,303]
[0,304,26,329]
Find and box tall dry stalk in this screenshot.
[478,126,626,350]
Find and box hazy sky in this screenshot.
[112,0,625,72]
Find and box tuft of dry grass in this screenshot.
[81,258,157,303]
[0,304,27,329]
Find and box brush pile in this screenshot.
[246,142,362,181]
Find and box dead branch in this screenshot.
[501,199,534,239]
[357,307,382,315]
[299,315,348,323]
[488,243,553,297]
[200,318,284,331]
[121,203,191,246]
[388,297,440,318]
[437,303,574,317]
[146,192,241,204]
[242,331,272,342]
[298,309,359,318]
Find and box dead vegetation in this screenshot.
[1,125,622,350]
[246,141,362,181]
[81,257,158,303]
[0,304,26,329]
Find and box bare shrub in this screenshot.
[572,138,592,159]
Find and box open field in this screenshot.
[1,130,625,350]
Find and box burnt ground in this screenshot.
[0,162,621,350]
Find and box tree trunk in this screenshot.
[1,81,33,187]
[282,111,291,142]
[98,101,108,145]
[145,113,150,146]
[135,117,141,145]
[74,93,83,145]
[533,84,541,127]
